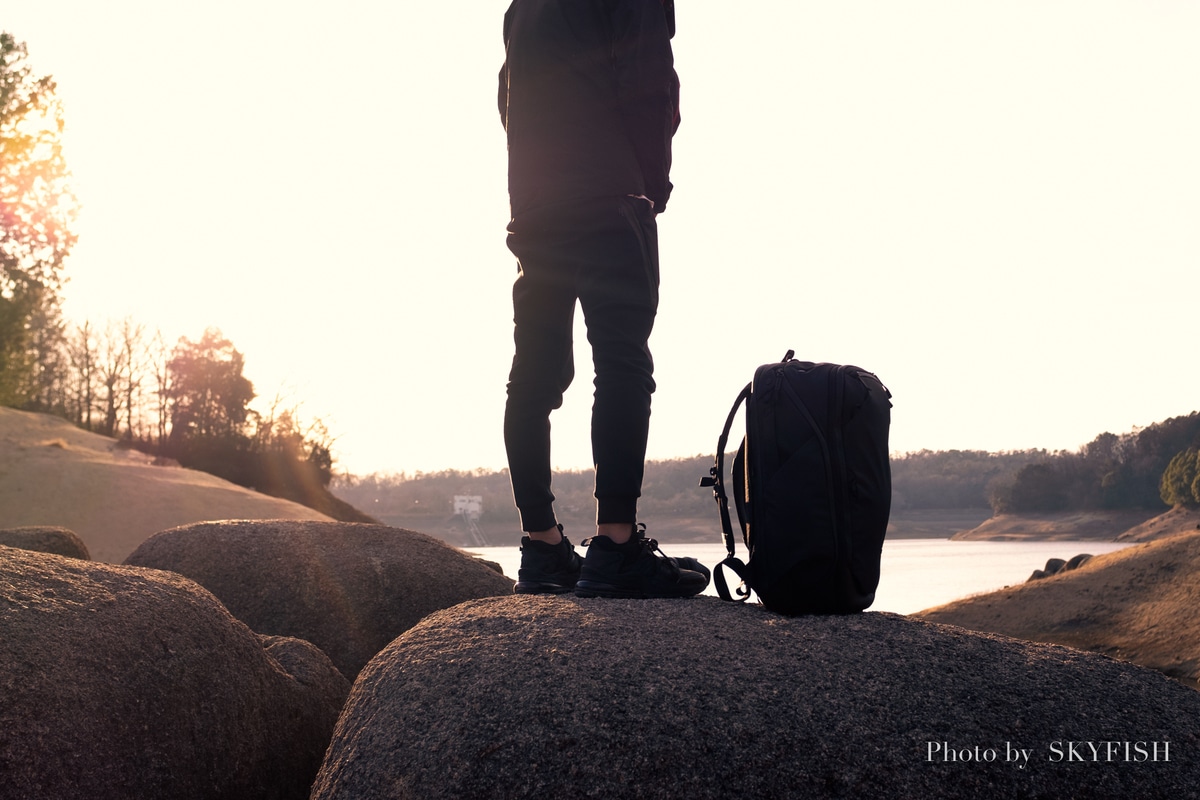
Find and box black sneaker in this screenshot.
[668,555,712,585]
[514,528,582,595]
[574,524,709,599]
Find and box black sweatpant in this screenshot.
[504,195,660,533]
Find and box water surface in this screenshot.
[465,539,1134,615]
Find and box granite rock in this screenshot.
[124,520,514,679]
[0,545,349,800]
[313,595,1200,800]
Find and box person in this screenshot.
[499,0,708,599]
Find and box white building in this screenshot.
[453,495,483,521]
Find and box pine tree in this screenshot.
[1159,449,1200,508]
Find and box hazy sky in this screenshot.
[5,1,1198,477]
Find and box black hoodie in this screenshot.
[499,0,680,216]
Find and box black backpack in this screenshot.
[699,351,892,614]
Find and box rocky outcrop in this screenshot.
[124,520,514,680]
[1027,553,1091,581]
[311,595,1200,800]
[0,525,90,559]
[1064,552,1093,570]
[0,545,349,800]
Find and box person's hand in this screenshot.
[627,193,654,211]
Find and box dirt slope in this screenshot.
[950,510,1159,540]
[917,530,1200,687]
[0,407,330,562]
[1117,504,1200,542]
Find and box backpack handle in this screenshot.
[698,352,794,603]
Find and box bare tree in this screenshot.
[95,320,128,437]
[147,329,171,447]
[65,320,96,428]
[118,316,146,440]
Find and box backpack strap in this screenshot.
[714,555,752,602]
[699,382,752,601]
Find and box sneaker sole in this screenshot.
[574,580,704,599]
[514,581,576,595]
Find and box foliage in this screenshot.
[165,328,255,445]
[0,33,77,406]
[1006,463,1069,512]
[26,315,357,520]
[1160,449,1200,507]
[990,413,1200,513]
[336,412,1200,527]
[889,449,1043,510]
[0,37,349,519]
[152,328,346,506]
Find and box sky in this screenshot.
[4,1,1198,477]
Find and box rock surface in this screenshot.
[0,545,349,800]
[0,525,90,559]
[1026,553,1091,582]
[312,595,1200,800]
[124,520,514,680]
[919,530,1200,688]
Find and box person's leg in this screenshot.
[505,211,584,594]
[504,216,577,535]
[572,197,707,598]
[578,196,659,538]
[595,522,635,544]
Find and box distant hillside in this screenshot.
[332,452,1007,545]
[331,457,716,545]
[336,408,1200,546]
[333,449,1035,530]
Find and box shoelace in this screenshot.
[581,522,652,550]
[583,524,676,570]
[645,538,682,576]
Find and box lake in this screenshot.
[465,539,1134,614]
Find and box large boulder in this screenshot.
[312,596,1200,800]
[0,525,90,559]
[1027,553,1093,582]
[0,545,349,800]
[124,520,514,680]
